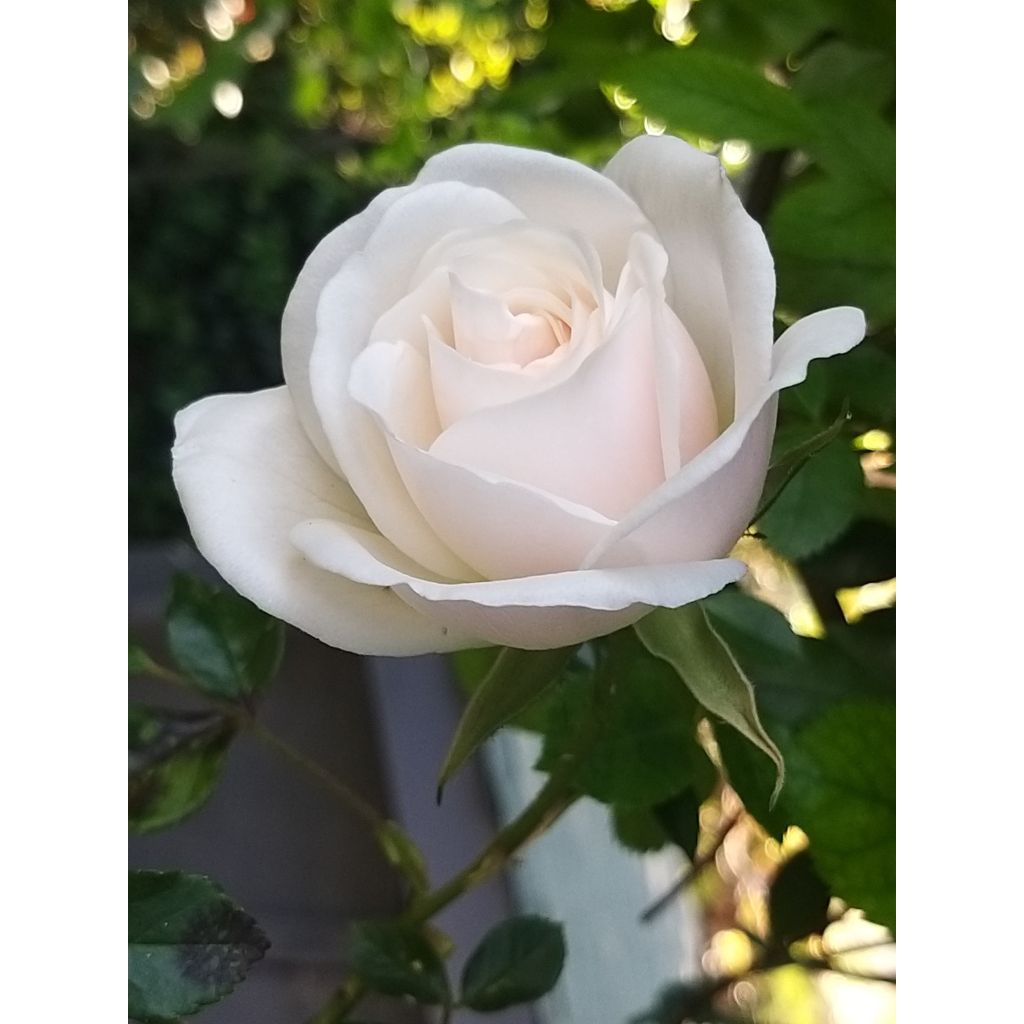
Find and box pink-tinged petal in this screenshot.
[425,302,605,428]
[584,307,867,569]
[415,143,655,284]
[624,232,719,476]
[291,516,747,650]
[604,135,776,423]
[172,387,481,655]
[387,435,621,579]
[428,288,666,518]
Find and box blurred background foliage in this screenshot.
[129,2,894,1020]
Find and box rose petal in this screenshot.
[425,301,605,428]
[415,143,655,285]
[171,387,481,655]
[348,340,442,448]
[281,184,412,469]
[583,306,867,569]
[623,232,719,476]
[291,516,747,649]
[428,287,667,518]
[308,182,523,578]
[386,434,621,578]
[603,135,776,423]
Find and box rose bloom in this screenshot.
[173,138,864,653]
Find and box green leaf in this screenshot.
[129,636,165,677]
[794,41,896,110]
[538,632,707,807]
[770,176,895,325]
[705,591,893,727]
[129,705,236,834]
[128,870,269,1023]
[755,403,850,522]
[784,703,895,931]
[786,342,896,427]
[652,788,703,861]
[350,921,450,1006]
[375,820,430,896]
[612,805,669,854]
[438,645,575,796]
[769,850,832,945]
[460,916,566,1012]
[806,99,896,197]
[610,47,816,148]
[634,606,784,800]
[757,435,865,561]
[166,574,285,702]
[450,646,552,734]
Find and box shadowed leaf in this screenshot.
[461,916,566,1012]
[128,870,269,1023]
[783,702,895,932]
[438,645,575,797]
[129,705,236,834]
[754,403,850,523]
[350,921,450,1005]
[769,850,832,945]
[166,574,284,702]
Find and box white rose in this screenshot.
[172,137,865,654]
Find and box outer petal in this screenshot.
[584,307,867,569]
[291,518,747,650]
[281,184,413,469]
[308,183,523,579]
[415,143,655,284]
[171,387,482,655]
[387,435,622,579]
[603,135,776,423]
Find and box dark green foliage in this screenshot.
[635,606,784,793]
[350,921,451,1006]
[538,631,709,807]
[128,870,269,1023]
[652,787,704,861]
[460,916,566,1011]
[166,574,284,702]
[757,434,866,561]
[612,804,670,854]
[783,703,896,932]
[129,704,236,833]
[768,850,832,945]
[755,403,851,523]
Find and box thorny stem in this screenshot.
[308,687,602,1024]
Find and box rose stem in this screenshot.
[308,698,601,1024]
[134,662,402,864]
